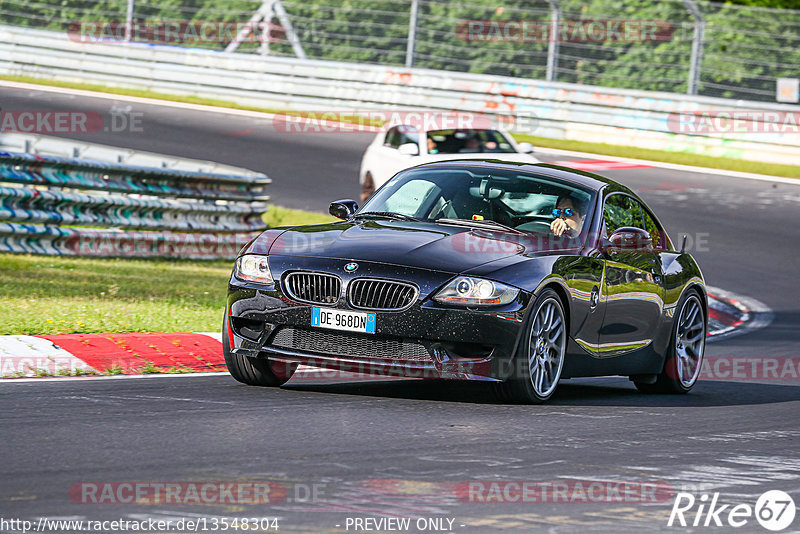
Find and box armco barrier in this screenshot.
[0,150,270,259]
[1,25,799,167]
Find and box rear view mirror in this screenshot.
[602,227,652,253]
[398,143,420,156]
[329,199,358,220]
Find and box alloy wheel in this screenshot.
[528,298,566,397]
[675,295,705,388]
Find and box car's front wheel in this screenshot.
[635,291,706,394]
[223,312,296,387]
[496,289,567,404]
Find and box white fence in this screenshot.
[1,25,799,167]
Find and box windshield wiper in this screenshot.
[355,211,420,222]
[436,218,524,234]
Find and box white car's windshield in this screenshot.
[359,166,596,239]
[426,129,516,154]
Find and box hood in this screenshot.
[260,220,534,273]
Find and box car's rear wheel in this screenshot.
[223,312,296,387]
[361,172,375,203]
[635,291,705,394]
[495,289,567,404]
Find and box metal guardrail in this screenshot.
[2,0,799,102]
[0,149,270,259]
[0,131,261,175]
[1,25,798,168]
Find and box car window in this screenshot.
[384,126,419,149]
[604,194,669,249]
[638,203,666,249]
[426,129,516,154]
[383,127,399,147]
[604,194,643,234]
[383,179,440,216]
[498,192,557,215]
[361,166,596,243]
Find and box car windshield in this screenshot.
[426,129,516,154]
[359,165,596,242]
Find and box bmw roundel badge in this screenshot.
[344,262,359,272]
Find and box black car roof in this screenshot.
[412,159,634,195]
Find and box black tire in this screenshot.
[223,311,295,387]
[635,290,706,394]
[495,288,567,404]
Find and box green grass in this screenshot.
[518,135,800,179]
[4,74,798,180]
[263,205,336,227]
[0,74,291,115]
[0,205,332,335]
[0,254,232,335]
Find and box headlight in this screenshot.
[433,276,519,306]
[234,255,273,284]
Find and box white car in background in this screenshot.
[359,126,539,201]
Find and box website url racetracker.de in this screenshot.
[0,516,280,533]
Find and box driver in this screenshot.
[550,195,586,237]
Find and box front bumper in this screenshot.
[226,257,532,381]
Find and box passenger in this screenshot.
[461,136,480,152]
[427,136,439,154]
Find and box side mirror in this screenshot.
[398,143,420,156]
[517,142,534,154]
[329,199,358,220]
[602,227,652,253]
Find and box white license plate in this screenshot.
[311,307,376,334]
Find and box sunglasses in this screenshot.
[552,207,576,217]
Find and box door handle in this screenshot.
[590,286,600,308]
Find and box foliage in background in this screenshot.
[1,0,799,101]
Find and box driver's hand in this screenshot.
[550,218,571,236]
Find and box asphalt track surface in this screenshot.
[1,85,799,533]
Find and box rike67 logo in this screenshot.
[668,490,796,531]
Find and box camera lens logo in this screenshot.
[344,262,358,272]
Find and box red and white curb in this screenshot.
[706,286,773,342]
[0,332,225,378]
[0,286,771,379]
[551,159,653,171]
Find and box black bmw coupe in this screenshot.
[224,160,707,403]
